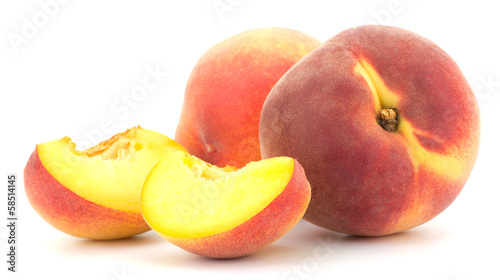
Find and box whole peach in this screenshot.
[176,27,321,168]
[260,25,480,236]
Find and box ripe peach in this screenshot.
[175,27,321,168]
[141,152,311,258]
[259,25,480,236]
[23,126,187,240]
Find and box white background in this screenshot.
[1,1,499,279]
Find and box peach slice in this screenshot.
[23,126,187,240]
[140,152,311,258]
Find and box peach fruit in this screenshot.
[175,27,321,168]
[23,126,187,240]
[140,152,311,258]
[259,25,480,236]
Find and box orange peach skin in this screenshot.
[259,25,480,236]
[159,160,310,258]
[175,27,321,168]
[24,149,149,240]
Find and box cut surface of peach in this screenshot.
[141,152,296,238]
[37,126,186,213]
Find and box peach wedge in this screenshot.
[140,152,311,258]
[23,126,186,240]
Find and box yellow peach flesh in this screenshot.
[141,152,294,238]
[37,127,186,213]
